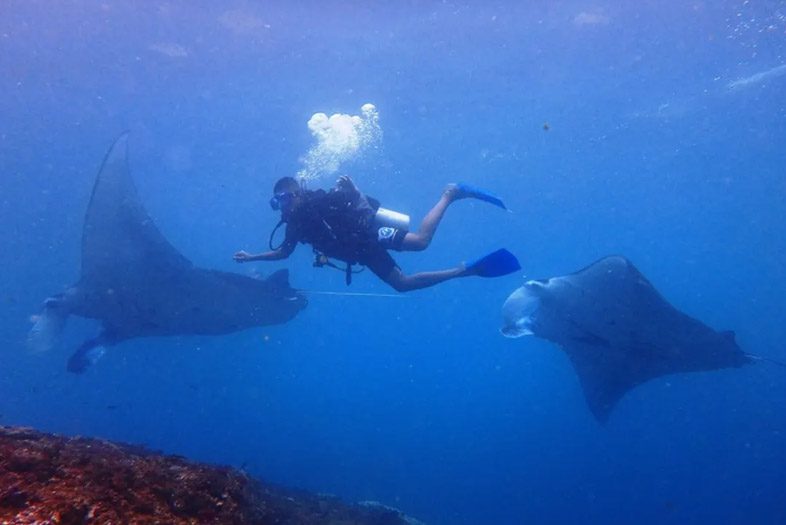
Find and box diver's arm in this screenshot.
[234,222,299,263]
[234,241,295,263]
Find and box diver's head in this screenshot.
[270,177,301,214]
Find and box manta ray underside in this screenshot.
[501,256,752,422]
[28,133,306,372]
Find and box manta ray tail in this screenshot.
[27,296,69,353]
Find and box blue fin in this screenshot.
[466,249,521,277]
[456,183,507,210]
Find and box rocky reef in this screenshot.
[0,426,421,525]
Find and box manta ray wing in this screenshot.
[80,132,191,284]
[33,133,307,373]
[503,256,750,422]
[560,339,674,423]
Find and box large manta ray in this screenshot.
[501,256,755,422]
[28,133,306,372]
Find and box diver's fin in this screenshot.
[456,183,507,210]
[466,249,521,278]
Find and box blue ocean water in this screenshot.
[1,1,785,523]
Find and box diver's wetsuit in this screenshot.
[281,188,407,279]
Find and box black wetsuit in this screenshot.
[281,188,407,279]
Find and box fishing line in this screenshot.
[299,290,407,299]
[746,353,786,368]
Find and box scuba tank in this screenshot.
[373,207,410,231]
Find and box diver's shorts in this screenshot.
[359,245,399,279]
[352,227,407,279]
[376,226,407,250]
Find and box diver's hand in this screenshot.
[233,250,253,263]
[336,175,359,195]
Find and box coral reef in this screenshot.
[0,426,419,525]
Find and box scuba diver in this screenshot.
[233,175,520,292]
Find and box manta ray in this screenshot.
[501,256,760,422]
[28,133,306,372]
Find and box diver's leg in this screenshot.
[382,265,468,292]
[399,184,461,252]
[366,247,467,292]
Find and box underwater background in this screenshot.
[1,1,785,524]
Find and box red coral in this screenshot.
[0,426,419,525]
